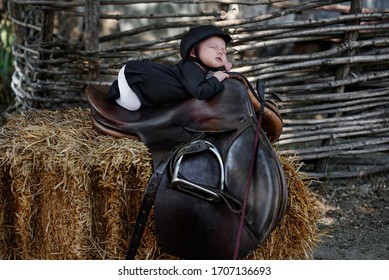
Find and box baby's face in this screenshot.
[197,36,228,69]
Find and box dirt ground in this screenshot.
[311,172,389,260]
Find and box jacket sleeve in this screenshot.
[179,61,225,100]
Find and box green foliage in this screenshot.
[0,14,15,105]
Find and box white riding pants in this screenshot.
[116,65,141,111]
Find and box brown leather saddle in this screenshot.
[86,73,287,259]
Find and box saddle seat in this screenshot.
[87,81,256,165]
[87,74,283,152]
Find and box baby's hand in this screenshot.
[213,71,229,82]
[224,61,232,72]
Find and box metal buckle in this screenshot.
[171,140,224,202]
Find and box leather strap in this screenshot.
[232,79,266,259]
[125,159,168,260]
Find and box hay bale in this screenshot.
[0,109,152,259]
[0,109,322,259]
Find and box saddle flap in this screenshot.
[154,128,288,259]
[155,142,257,259]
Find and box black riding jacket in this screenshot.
[122,59,224,107]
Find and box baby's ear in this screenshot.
[189,48,196,57]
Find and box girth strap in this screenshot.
[125,160,167,260]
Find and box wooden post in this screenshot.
[85,0,100,80]
[314,0,363,174]
[21,6,55,109]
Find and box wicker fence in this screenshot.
[7,0,389,178]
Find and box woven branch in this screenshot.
[275,87,389,102]
[279,125,389,145]
[99,0,288,6]
[236,12,389,31]
[267,70,389,93]
[279,137,389,159]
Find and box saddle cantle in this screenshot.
[86,75,288,259]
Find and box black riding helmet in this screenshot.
[180,25,232,71]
